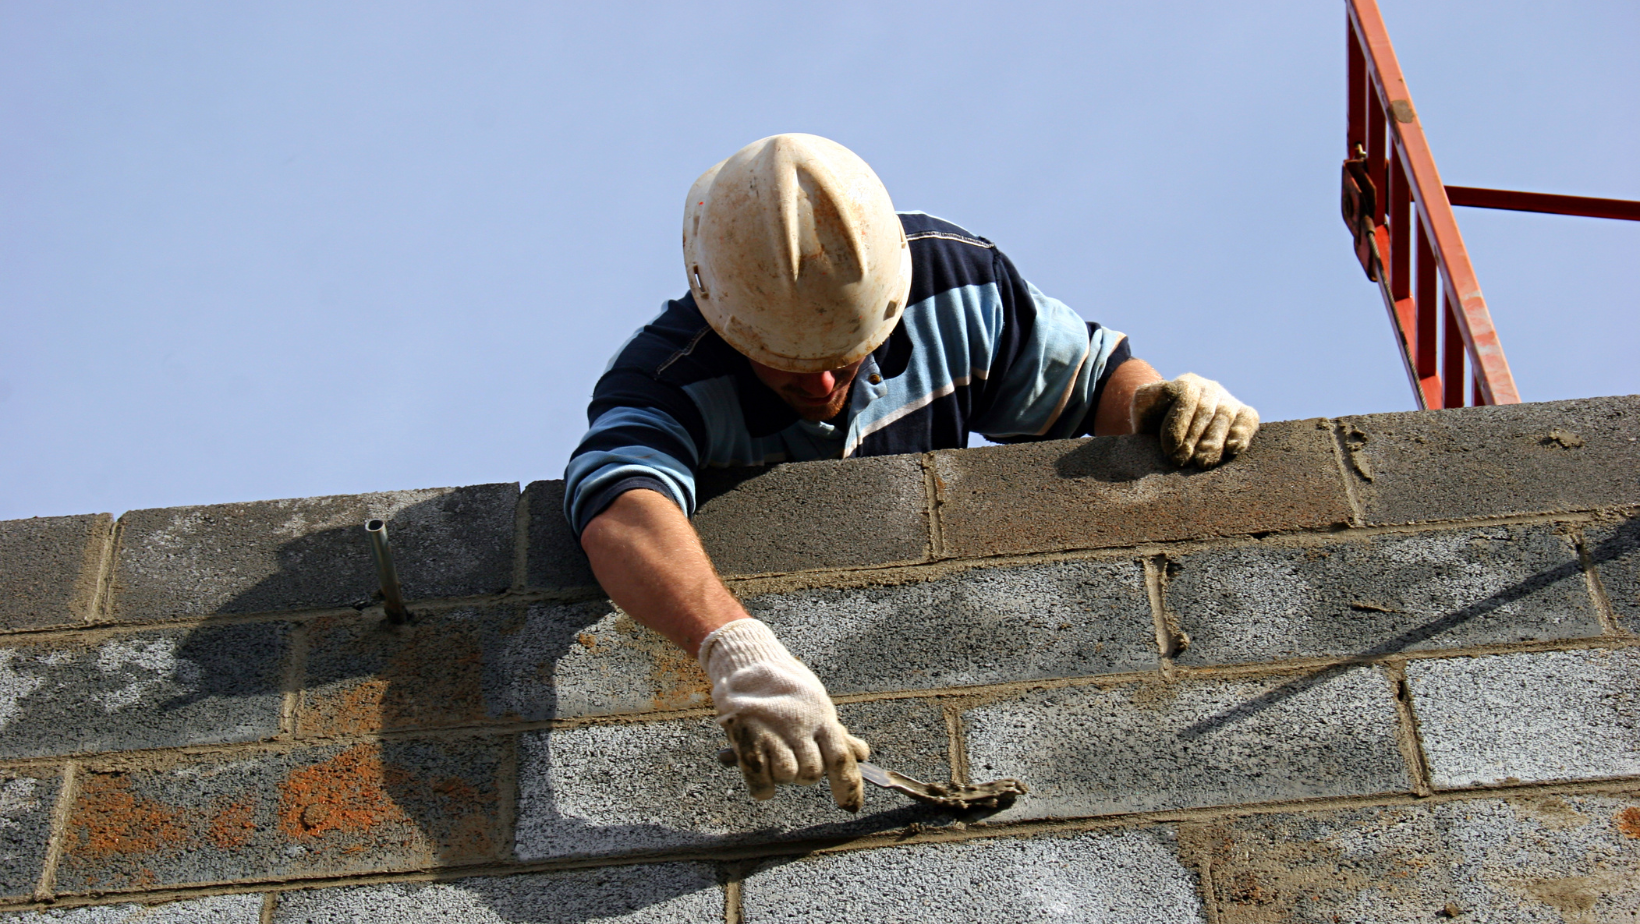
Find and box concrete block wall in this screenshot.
[0,395,1636,922]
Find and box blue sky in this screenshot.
[2,0,1635,520]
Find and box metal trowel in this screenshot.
[716,748,1025,812]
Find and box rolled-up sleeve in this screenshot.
[564,368,708,536]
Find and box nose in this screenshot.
[793,371,837,398]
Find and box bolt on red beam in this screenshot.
[1346,0,1520,408]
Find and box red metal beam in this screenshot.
[1347,0,1521,407]
[1446,186,1640,222]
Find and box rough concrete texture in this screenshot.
[933,419,1353,559]
[744,559,1155,694]
[1188,792,1640,924]
[1170,524,1602,667]
[1338,395,1640,525]
[1586,513,1640,627]
[0,895,265,923]
[514,699,955,860]
[964,667,1409,822]
[0,514,112,632]
[0,623,286,759]
[692,455,928,575]
[301,600,707,735]
[741,829,1204,924]
[521,480,598,593]
[111,483,516,621]
[1408,648,1640,788]
[0,772,61,900]
[272,863,722,923]
[54,738,504,893]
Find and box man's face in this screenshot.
[748,358,866,422]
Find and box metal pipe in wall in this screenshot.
[364,519,411,624]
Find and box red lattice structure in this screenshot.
[1342,0,1639,410]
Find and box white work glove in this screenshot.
[698,618,871,812]
[1130,372,1260,468]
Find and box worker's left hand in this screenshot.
[1130,373,1259,468]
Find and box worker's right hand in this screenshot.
[697,618,871,812]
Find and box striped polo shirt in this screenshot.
[564,212,1131,535]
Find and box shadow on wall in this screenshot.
[152,494,722,921]
[1179,517,1639,740]
[144,490,948,919]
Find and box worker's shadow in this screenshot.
[156,492,946,917]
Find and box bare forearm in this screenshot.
[578,488,747,657]
[1092,356,1164,436]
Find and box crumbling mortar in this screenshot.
[510,488,531,594]
[918,451,945,562]
[719,509,1622,600]
[8,634,1639,777]
[1174,822,1222,924]
[721,866,744,924]
[1574,524,1627,637]
[495,735,519,863]
[32,760,78,902]
[278,622,308,738]
[941,703,969,784]
[16,778,1637,912]
[1146,555,1189,672]
[8,507,1620,646]
[1326,417,1368,527]
[83,516,122,626]
[1381,660,1434,797]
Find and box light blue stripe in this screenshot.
[845,283,1003,452]
[564,448,697,526]
[971,283,1122,439]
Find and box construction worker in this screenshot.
[567,134,1258,814]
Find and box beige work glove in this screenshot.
[698,618,871,812]
[1131,372,1260,468]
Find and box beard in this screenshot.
[782,383,852,421]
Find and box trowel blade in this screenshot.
[715,748,1024,812]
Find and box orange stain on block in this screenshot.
[208,798,257,850]
[278,744,411,839]
[1617,807,1640,839]
[70,774,187,860]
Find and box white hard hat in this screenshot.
[682,134,912,373]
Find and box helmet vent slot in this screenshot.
[692,266,709,298]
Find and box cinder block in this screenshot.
[0,623,286,759]
[744,559,1156,695]
[54,738,504,893]
[932,419,1352,559]
[0,514,112,631]
[1587,514,1640,628]
[487,602,711,721]
[272,864,723,923]
[0,894,266,923]
[514,699,954,860]
[1187,793,1640,923]
[692,456,929,576]
[1169,524,1602,667]
[111,483,517,622]
[1338,395,1640,525]
[522,481,598,594]
[741,829,1205,924]
[1406,648,1640,788]
[963,667,1409,822]
[0,771,61,900]
[301,601,710,736]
